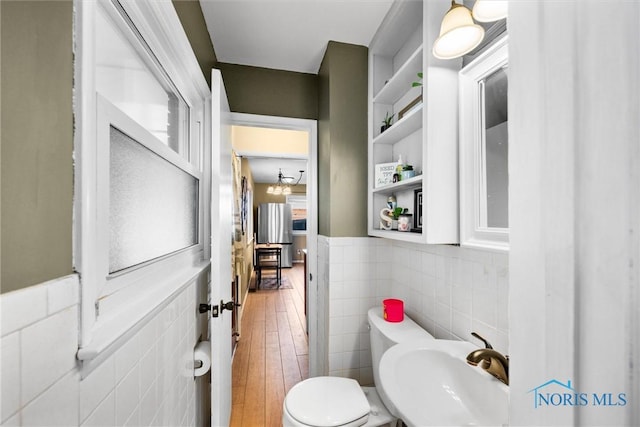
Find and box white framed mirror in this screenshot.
[459,35,509,251]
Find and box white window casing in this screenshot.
[459,35,509,252]
[74,0,211,373]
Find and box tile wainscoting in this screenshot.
[1,238,509,424]
[319,236,509,384]
[0,271,209,426]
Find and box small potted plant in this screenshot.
[391,207,408,230]
[381,111,394,133]
[401,164,415,180]
[412,72,423,87]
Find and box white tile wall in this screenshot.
[390,242,509,353]
[0,272,207,426]
[0,283,48,337]
[82,392,115,427]
[322,237,393,383]
[321,236,509,385]
[0,333,21,420]
[21,371,79,426]
[21,307,78,404]
[79,358,115,422]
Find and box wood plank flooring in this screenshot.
[230,264,309,427]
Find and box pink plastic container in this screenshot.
[383,299,404,322]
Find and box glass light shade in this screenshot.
[267,185,275,194]
[472,0,508,22]
[282,186,292,196]
[433,2,485,60]
[273,186,283,195]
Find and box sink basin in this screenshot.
[379,339,509,426]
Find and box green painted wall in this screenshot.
[1,1,74,293]
[218,63,318,120]
[317,42,368,237]
[172,0,217,87]
[318,50,331,236]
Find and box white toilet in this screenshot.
[282,307,434,427]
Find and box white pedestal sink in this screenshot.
[378,339,509,426]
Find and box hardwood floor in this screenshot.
[230,263,309,427]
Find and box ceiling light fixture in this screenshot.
[432,0,508,60]
[472,0,508,23]
[432,1,485,60]
[266,169,304,196]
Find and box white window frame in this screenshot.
[74,0,211,372]
[459,35,509,252]
[96,94,202,294]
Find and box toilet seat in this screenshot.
[284,377,370,427]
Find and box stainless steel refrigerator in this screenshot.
[257,203,293,267]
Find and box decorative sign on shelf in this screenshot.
[375,162,397,188]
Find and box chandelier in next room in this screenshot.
[266,168,304,196]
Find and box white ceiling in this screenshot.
[199,0,393,74]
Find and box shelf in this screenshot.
[370,0,423,56]
[368,0,459,245]
[373,103,422,145]
[373,175,422,194]
[373,45,423,105]
[369,229,424,243]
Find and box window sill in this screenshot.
[76,259,210,377]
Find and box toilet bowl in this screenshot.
[282,307,434,427]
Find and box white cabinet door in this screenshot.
[210,69,233,426]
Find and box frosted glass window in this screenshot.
[96,6,188,153]
[109,126,198,273]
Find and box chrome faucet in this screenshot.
[466,332,509,386]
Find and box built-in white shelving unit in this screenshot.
[367,0,460,244]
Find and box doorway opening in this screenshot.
[228,113,319,385]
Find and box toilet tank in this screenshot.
[367,307,433,389]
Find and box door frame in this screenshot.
[229,113,320,376]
